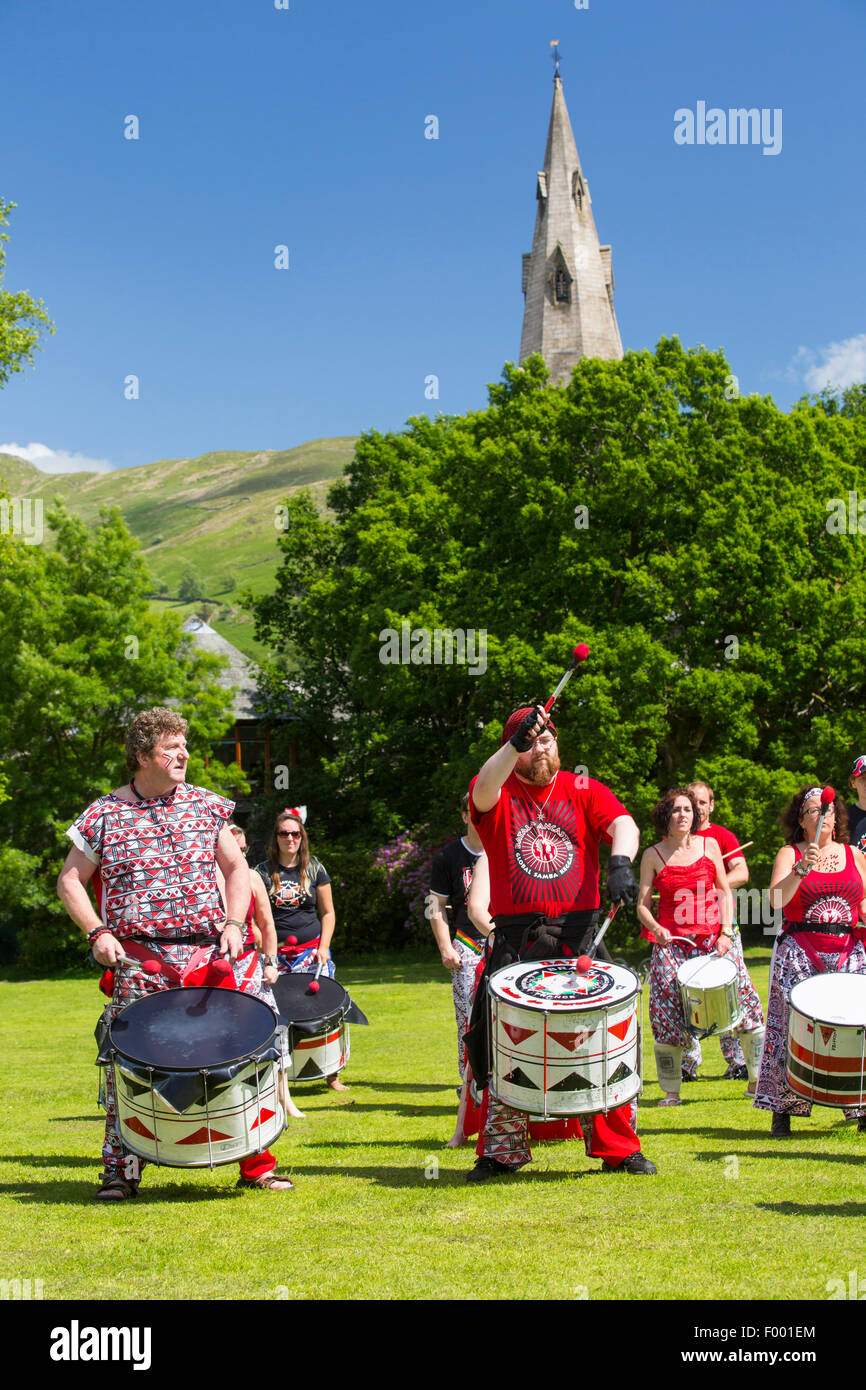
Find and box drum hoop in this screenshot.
[789,972,866,1028]
[489,961,640,1011]
[108,987,278,1070]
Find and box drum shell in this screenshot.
[105,986,286,1167]
[676,955,740,1036]
[286,1013,350,1082]
[786,972,866,1108]
[113,1057,285,1166]
[488,960,641,1117]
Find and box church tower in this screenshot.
[519,55,623,381]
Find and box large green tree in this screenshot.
[249,340,866,883]
[0,199,53,385]
[0,503,247,968]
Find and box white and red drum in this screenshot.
[488,959,641,1117]
[786,972,866,1108]
[676,954,740,1038]
[272,974,351,1082]
[107,987,287,1167]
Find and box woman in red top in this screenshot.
[638,788,763,1106]
[757,786,866,1136]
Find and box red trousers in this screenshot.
[476,1087,639,1168]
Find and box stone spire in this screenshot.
[519,62,623,381]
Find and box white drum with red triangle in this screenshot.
[786,972,866,1108]
[115,1060,285,1166]
[488,959,641,1116]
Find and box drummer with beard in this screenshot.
[464,704,657,1181]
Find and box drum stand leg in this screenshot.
[202,1070,214,1169]
[254,1061,263,1155]
[602,1007,609,1114]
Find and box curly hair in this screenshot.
[781,787,849,846]
[650,787,700,837]
[125,707,189,774]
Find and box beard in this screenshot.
[521,750,561,786]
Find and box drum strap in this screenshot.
[781,929,857,973]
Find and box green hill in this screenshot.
[0,438,358,661]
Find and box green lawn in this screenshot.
[1,951,864,1301]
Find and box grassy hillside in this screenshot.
[0,438,358,661]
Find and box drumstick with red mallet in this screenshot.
[543,642,590,717]
[307,961,324,995]
[807,786,836,868]
[575,902,621,974]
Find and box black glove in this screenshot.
[510,707,544,752]
[607,855,637,907]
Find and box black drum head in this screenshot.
[109,987,277,1069]
[271,973,348,1025]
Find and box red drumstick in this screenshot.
[811,786,836,857]
[543,643,590,715]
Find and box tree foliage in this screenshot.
[0,501,247,969]
[0,199,53,386]
[249,340,866,890]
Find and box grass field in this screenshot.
[1,949,864,1303]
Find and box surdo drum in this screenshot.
[105,987,287,1167]
[676,953,740,1038]
[488,959,641,1116]
[272,974,352,1082]
[786,972,866,1108]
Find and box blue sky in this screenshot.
[0,0,863,473]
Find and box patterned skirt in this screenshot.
[754,934,866,1117]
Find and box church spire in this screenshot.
[519,53,623,381]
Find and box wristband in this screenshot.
[224,919,246,931]
[87,926,110,944]
[262,955,278,968]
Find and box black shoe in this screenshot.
[723,1064,748,1081]
[465,1157,517,1184]
[857,1117,866,1133]
[603,1151,658,1175]
[681,1069,698,1082]
[770,1112,791,1138]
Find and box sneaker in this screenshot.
[465,1157,517,1184]
[724,1064,748,1081]
[603,1151,658,1175]
[770,1113,791,1138]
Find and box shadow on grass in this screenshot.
[53,1116,104,1123]
[0,1179,245,1205]
[694,1148,866,1166]
[757,1200,866,1217]
[637,1126,764,1140]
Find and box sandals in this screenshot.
[236,1172,295,1191]
[657,1093,681,1107]
[94,1175,139,1201]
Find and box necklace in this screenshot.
[527,772,558,826]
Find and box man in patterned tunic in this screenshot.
[57,707,294,1198]
[465,704,658,1181]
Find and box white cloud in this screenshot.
[0,441,114,474]
[793,334,866,393]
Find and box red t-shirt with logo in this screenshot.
[469,770,628,917]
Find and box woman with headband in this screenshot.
[755,785,866,1136]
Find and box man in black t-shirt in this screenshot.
[846,755,866,853]
[428,794,492,1082]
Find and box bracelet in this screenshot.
[87,926,110,944]
[793,862,810,879]
[223,919,246,931]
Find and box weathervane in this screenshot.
[550,39,561,79]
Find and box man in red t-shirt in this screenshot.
[465,704,657,1181]
[687,781,764,1087]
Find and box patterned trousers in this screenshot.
[100,940,278,1181]
[452,937,483,1078]
[754,934,866,1117]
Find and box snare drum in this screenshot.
[676,954,740,1038]
[488,959,641,1117]
[786,972,866,1108]
[272,974,352,1082]
[105,987,286,1167]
